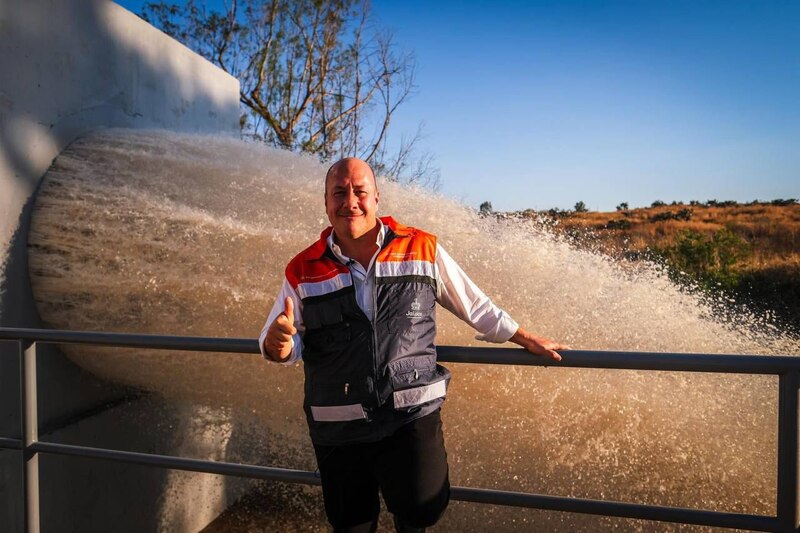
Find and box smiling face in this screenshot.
[324,158,380,242]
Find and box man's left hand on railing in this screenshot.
[509,327,569,362]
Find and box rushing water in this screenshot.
[28,129,799,531]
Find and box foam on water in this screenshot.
[28,129,799,531]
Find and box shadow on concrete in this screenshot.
[0,0,239,530]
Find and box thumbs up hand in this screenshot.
[265,296,297,362]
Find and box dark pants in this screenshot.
[313,409,450,531]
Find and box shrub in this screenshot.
[574,201,588,213]
[771,198,798,206]
[649,209,692,222]
[547,207,570,218]
[659,227,751,291]
[705,199,738,207]
[650,212,673,222]
[606,219,632,230]
[651,200,666,207]
[616,202,629,211]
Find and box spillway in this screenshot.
[28,128,799,531]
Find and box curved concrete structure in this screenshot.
[0,1,239,530]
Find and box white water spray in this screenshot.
[28,129,798,531]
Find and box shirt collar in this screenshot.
[327,218,385,264]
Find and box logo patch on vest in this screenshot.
[388,252,417,260]
[406,297,424,318]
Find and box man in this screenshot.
[260,158,568,533]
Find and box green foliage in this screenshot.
[771,198,798,206]
[705,199,738,207]
[616,202,629,211]
[479,201,493,215]
[606,218,631,230]
[651,200,666,207]
[574,201,588,213]
[659,227,751,291]
[546,207,570,218]
[649,208,693,222]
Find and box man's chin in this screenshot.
[334,219,374,240]
[334,222,359,237]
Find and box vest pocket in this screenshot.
[306,376,373,422]
[387,356,450,412]
[302,322,351,361]
[388,355,436,387]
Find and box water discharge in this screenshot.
[28,129,799,531]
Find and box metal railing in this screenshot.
[0,326,798,532]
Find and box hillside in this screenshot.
[511,201,800,332]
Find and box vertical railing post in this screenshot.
[19,340,40,533]
[777,371,799,532]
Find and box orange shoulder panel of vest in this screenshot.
[378,224,437,264]
[285,235,348,288]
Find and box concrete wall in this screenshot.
[0,0,240,312]
[0,0,240,530]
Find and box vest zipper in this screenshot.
[346,263,380,407]
[371,269,379,405]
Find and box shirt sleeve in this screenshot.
[434,244,519,343]
[259,278,305,364]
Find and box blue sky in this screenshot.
[116,0,799,211]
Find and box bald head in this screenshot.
[325,157,377,193]
[324,157,380,243]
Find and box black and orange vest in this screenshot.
[286,216,450,445]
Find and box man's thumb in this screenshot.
[284,296,294,321]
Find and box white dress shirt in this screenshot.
[259,220,519,364]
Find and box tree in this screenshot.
[142,0,437,185]
[479,201,493,215]
[616,202,629,211]
[574,201,588,213]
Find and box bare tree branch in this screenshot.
[142,0,438,185]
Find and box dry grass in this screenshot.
[549,203,800,270]
[516,202,800,327]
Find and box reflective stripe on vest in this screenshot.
[309,378,446,421]
[295,272,352,300]
[287,217,446,444]
[392,379,447,409]
[375,259,435,280]
[310,404,367,422]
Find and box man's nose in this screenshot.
[344,190,359,208]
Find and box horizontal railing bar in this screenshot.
[439,346,800,375]
[32,442,322,485]
[0,437,22,450]
[32,441,777,531]
[451,486,778,532]
[1,326,794,531]
[1,327,798,374]
[0,327,256,354]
